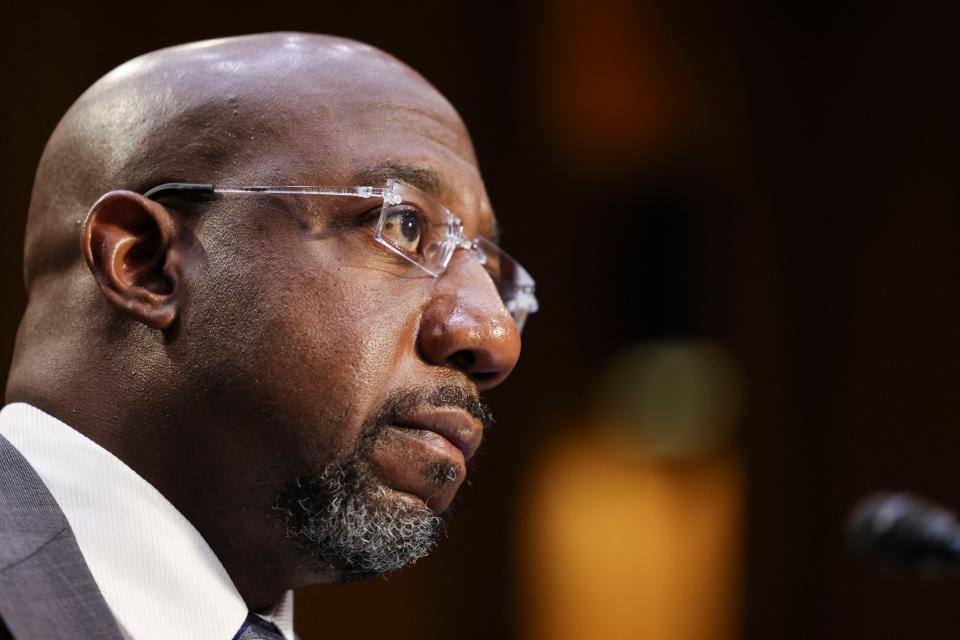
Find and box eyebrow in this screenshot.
[353,161,444,196]
[352,161,501,243]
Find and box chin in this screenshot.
[273,466,444,582]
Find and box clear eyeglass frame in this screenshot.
[143,178,539,330]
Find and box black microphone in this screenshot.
[847,492,960,573]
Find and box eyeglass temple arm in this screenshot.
[143,183,398,202]
[143,183,215,200]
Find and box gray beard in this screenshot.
[273,386,490,581]
[275,460,442,582]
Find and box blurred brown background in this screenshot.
[2,1,959,638]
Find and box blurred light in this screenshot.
[517,338,746,640]
[541,0,688,167]
[592,339,745,459]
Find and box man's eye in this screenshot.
[380,206,424,253]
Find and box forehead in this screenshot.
[247,77,496,237]
[105,37,498,237]
[344,120,493,238]
[100,35,498,234]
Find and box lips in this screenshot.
[394,407,484,463]
[369,408,484,513]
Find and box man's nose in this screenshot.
[417,251,522,391]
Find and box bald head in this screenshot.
[24,32,472,291]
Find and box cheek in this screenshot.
[281,242,420,371]
[234,241,426,458]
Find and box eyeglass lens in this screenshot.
[375,181,536,329]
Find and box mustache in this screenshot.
[363,385,494,441]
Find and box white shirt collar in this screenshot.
[0,402,295,640]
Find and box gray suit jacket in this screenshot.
[0,433,124,639]
[0,433,284,640]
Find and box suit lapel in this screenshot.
[0,434,125,639]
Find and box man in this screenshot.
[0,32,536,639]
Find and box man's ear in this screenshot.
[81,191,183,329]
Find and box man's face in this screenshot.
[176,57,522,581]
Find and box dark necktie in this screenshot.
[232,612,285,640]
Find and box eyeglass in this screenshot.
[144,178,539,330]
